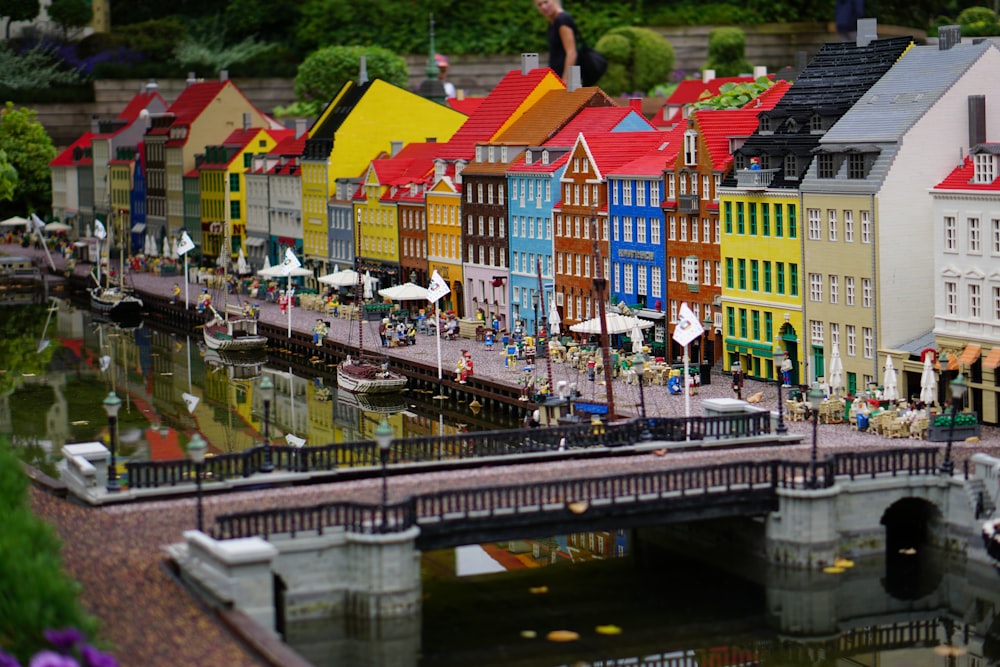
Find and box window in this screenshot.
[970,283,982,318]
[637,217,647,243]
[809,273,822,301]
[993,219,1000,254]
[844,210,854,242]
[860,210,871,243]
[765,312,773,341]
[994,285,1000,320]
[784,154,798,180]
[752,311,761,340]
[715,261,721,286]
[651,181,660,204]
[651,218,661,244]
[737,203,745,234]
[637,264,647,294]
[789,264,798,296]
[847,154,866,179]
[622,182,632,206]
[862,278,872,308]
[684,130,697,165]
[691,218,698,242]
[761,203,770,236]
[715,219,720,243]
[847,325,856,356]
[670,256,677,281]
[763,261,772,292]
[811,320,824,346]
[829,275,839,304]
[776,262,785,294]
[669,216,676,240]
[827,209,837,241]
[830,323,839,348]
[680,217,687,242]
[668,174,675,200]
[775,205,783,237]
[751,260,759,291]
[623,216,633,242]
[624,264,633,292]
[725,258,734,288]
[636,181,646,207]
[683,256,698,283]
[724,202,732,234]
[817,154,836,178]
[808,208,821,240]
[727,307,735,336]
[652,266,662,296]
[944,216,956,251]
[788,206,797,238]
[229,173,240,192]
[738,259,746,289]
[969,217,982,253]
[739,308,748,338]
[945,281,957,315]
[703,260,711,285]
[974,153,996,184]
[703,218,710,243]
[846,276,855,306]
[749,204,757,235]
[702,176,710,201]
[863,327,873,359]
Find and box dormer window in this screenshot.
[500,145,508,162]
[684,130,697,166]
[542,150,549,165]
[785,118,799,133]
[784,154,798,180]
[817,154,836,178]
[476,146,485,162]
[525,150,532,165]
[759,116,772,133]
[488,145,495,162]
[974,152,997,184]
[809,114,824,133]
[847,153,868,179]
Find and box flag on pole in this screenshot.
[94,219,107,240]
[176,231,195,255]
[31,213,46,232]
[281,247,301,275]
[427,269,450,303]
[181,392,200,413]
[672,301,705,347]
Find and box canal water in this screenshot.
[4,301,998,666]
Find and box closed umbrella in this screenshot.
[548,296,560,335]
[237,247,249,275]
[882,355,899,402]
[630,324,645,354]
[828,344,844,397]
[363,271,374,300]
[920,356,937,405]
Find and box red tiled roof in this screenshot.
[546,106,652,146]
[447,97,485,115]
[50,132,94,167]
[666,75,772,105]
[608,124,687,177]
[439,68,559,160]
[268,135,307,157]
[934,154,1000,191]
[580,131,675,178]
[168,80,228,125]
[506,149,572,174]
[118,90,166,122]
[694,80,790,170]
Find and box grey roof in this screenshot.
[823,41,995,144]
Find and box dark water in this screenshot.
[5,301,998,666]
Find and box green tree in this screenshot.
[0,148,17,203]
[704,27,752,78]
[289,45,408,118]
[0,436,98,661]
[0,103,55,219]
[47,0,92,38]
[0,0,40,40]
[594,26,675,97]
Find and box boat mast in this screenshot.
[536,256,554,398]
[590,213,615,419]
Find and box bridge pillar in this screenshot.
[766,485,840,569]
[345,527,423,619]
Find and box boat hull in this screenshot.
[203,316,268,352]
[337,361,407,394]
[91,287,144,320]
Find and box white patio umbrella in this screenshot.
[378,282,430,301]
[169,237,179,260]
[548,296,561,335]
[0,215,28,228]
[920,356,938,405]
[257,264,312,279]
[363,270,374,300]
[262,255,271,270]
[630,323,645,354]
[828,344,844,397]
[44,221,71,233]
[570,313,653,336]
[149,235,159,257]
[882,355,899,402]
[318,268,360,288]
[237,247,250,275]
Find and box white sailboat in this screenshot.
[90,214,143,321]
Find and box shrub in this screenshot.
[704,27,752,77]
[291,45,408,117]
[115,19,188,66]
[593,27,675,98]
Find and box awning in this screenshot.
[245,237,266,247]
[958,343,982,366]
[984,347,1000,370]
[131,224,146,233]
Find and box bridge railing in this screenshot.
[125,413,776,490]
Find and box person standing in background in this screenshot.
[535,0,578,82]
[435,54,457,99]
[835,0,864,41]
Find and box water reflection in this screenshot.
[3,301,514,471]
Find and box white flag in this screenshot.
[182,392,200,413]
[176,231,195,256]
[281,247,301,275]
[285,433,306,448]
[31,213,46,232]
[94,219,107,240]
[672,301,705,347]
[427,269,450,303]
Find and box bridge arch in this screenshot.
[880,496,944,600]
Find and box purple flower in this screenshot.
[0,649,22,667]
[79,647,117,667]
[42,629,83,652]
[27,652,78,667]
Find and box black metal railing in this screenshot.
[211,449,936,541]
[126,414,775,489]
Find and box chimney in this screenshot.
[939,24,962,50]
[752,65,767,79]
[426,137,437,143]
[219,69,229,82]
[856,18,877,48]
[390,140,404,157]
[242,112,251,131]
[969,95,986,148]
[522,53,539,75]
[145,79,158,94]
[295,118,308,139]
[359,55,369,85]
[567,65,581,92]
[629,97,642,114]
[90,116,99,134]
[186,72,197,87]
[702,69,716,83]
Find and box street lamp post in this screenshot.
[731,361,743,400]
[187,434,207,532]
[702,315,713,365]
[102,392,122,493]
[259,375,275,473]
[807,382,825,488]
[531,291,539,337]
[375,418,393,532]
[634,352,651,440]
[940,373,967,476]
[773,347,788,435]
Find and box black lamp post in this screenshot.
[531,291,539,337]
[188,433,207,532]
[731,360,743,400]
[259,375,275,473]
[634,352,651,440]
[807,382,825,488]
[103,392,122,493]
[702,315,713,365]
[375,418,393,532]
[940,372,967,476]
[773,347,788,435]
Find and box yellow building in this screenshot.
[300,79,467,274]
[426,174,463,314]
[719,190,803,382]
